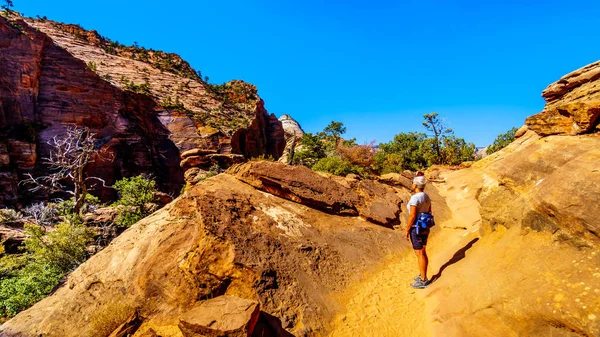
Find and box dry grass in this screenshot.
[88,301,135,337]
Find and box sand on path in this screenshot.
[328,170,482,337]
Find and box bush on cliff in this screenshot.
[113,175,157,227]
[0,220,92,319]
[0,262,63,318]
[487,127,518,155]
[312,156,365,177]
[293,133,327,167]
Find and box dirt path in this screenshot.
[328,172,482,337]
[328,250,431,337]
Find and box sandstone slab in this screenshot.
[0,172,412,337]
[178,296,259,337]
[228,161,360,216]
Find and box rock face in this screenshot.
[0,161,420,337]
[0,14,284,206]
[526,60,600,135]
[474,130,600,247]
[429,130,600,336]
[228,161,408,227]
[277,114,304,164]
[425,61,600,336]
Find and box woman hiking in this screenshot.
[405,174,432,289]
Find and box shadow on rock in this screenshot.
[252,311,295,337]
[431,238,479,283]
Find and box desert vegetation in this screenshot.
[0,127,165,320]
[293,113,476,177]
[486,127,518,155]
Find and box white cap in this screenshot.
[413,176,427,188]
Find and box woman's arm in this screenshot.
[405,205,417,240]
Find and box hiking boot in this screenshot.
[410,278,429,289]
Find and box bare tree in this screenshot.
[21,126,106,214]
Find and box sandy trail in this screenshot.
[328,172,482,337]
[328,251,431,337]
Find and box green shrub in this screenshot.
[0,209,22,223]
[87,61,97,72]
[374,152,405,174]
[487,127,518,155]
[113,175,156,227]
[292,133,326,167]
[0,262,64,318]
[376,132,431,172]
[24,222,92,273]
[0,220,92,319]
[55,194,101,217]
[312,157,364,177]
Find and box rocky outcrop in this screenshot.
[278,114,304,164]
[0,14,284,206]
[474,130,600,247]
[228,161,408,227]
[0,220,27,254]
[428,130,600,336]
[526,60,600,135]
[0,163,420,337]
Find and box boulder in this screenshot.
[153,191,174,206]
[178,296,260,337]
[378,173,413,190]
[514,124,528,138]
[180,155,212,170]
[229,161,409,227]
[542,60,600,105]
[181,154,246,171]
[180,148,218,159]
[526,60,600,136]
[206,154,246,169]
[183,167,212,185]
[228,161,360,216]
[0,221,27,254]
[525,101,600,136]
[354,180,403,227]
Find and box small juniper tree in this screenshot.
[422,112,453,164]
[487,127,518,155]
[1,0,13,12]
[21,126,105,215]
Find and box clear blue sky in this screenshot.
[15,0,600,146]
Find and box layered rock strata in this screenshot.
[526,60,600,135]
[0,161,422,337]
[277,114,304,164]
[0,14,284,206]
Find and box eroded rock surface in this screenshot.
[0,164,415,337]
[228,161,408,227]
[0,14,284,206]
[526,60,600,135]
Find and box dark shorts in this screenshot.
[410,227,429,250]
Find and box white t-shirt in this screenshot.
[407,192,431,214]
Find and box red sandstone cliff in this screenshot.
[0,14,284,206]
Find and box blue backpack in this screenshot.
[414,212,435,234]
